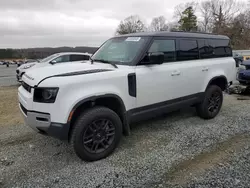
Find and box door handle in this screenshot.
[202,67,209,72]
[171,70,181,76]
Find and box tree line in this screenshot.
[116,0,248,50]
[0,46,98,60]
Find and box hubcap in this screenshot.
[208,92,221,114]
[82,119,115,154]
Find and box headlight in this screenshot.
[239,64,246,70]
[34,88,59,103]
[24,64,35,69]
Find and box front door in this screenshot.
[135,38,183,108]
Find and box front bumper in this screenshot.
[16,70,25,82]
[19,103,70,141]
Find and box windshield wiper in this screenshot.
[91,58,118,68]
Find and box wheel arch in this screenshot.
[67,94,130,141]
[206,75,228,91]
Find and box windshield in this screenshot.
[40,54,60,63]
[91,36,148,65]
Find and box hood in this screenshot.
[18,62,37,70]
[22,61,115,86]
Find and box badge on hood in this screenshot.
[24,74,34,80]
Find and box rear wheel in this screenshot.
[71,106,122,161]
[196,85,223,119]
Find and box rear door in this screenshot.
[173,39,205,97]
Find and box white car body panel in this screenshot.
[21,62,136,123]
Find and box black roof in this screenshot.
[116,31,229,40]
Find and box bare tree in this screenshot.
[116,15,145,35]
[199,1,213,32]
[208,0,242,34]
[150,16,169,31]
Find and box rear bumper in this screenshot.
[19,103,70,141]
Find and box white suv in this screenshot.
[16,52,91,82]
[18,32,235,161]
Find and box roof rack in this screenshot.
[171,31,218,35]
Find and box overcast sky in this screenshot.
[0,0,245,48]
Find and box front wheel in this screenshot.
[71,106,122,161]
[196,85,223,119]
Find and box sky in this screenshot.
[0,0,246,48]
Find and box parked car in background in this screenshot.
[233,52,243,67]
[16,52,91,82]
[0,61,4,65]
[237,60,250,85]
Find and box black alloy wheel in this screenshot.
[83,119,115,154]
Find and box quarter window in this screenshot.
[148,39,176,62]
[70,55,90,61]
[177,40,199,61]
[209,39,232,58]
[52,55,70,63]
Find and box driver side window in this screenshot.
[52,55,70,63]
[148,39,176,62]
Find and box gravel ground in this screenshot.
[1,91,250,188]
[0,65,19,87]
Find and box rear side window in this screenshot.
[198,40,213,59]
[177,40,199,61]
[148,39,176,62]
[209,39,231,58]
[70,55,90,61]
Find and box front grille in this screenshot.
[16,70,20,74]
[22,82,31,93]
[20,103,27,115]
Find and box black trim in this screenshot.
[37,122,70,141]
[20,103,27,115]
[113,31,229,40]
[69,94,130,136]
[22,82,32,93]
[128,73,137,97]
[127,93,205,123]
[206,75,228,90]
[20,104,50,115]
[36,69,112,86]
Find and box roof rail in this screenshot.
[171,31,218,35]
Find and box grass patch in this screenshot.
[0,86,23,127]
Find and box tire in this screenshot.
[71,106,122,161]
[196,85,223,119]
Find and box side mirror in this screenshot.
[50,60,57,64]
[147,52,164,65]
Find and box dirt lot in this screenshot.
[1,86,250,188]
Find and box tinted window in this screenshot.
[198,40,214,59]
[209,39,231,58]
[52,55,70,63]
[225,47,232,56]
[211,40,226,57]
[148,39,176,62]
[70,55,90,61]
[177,40,199,61]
